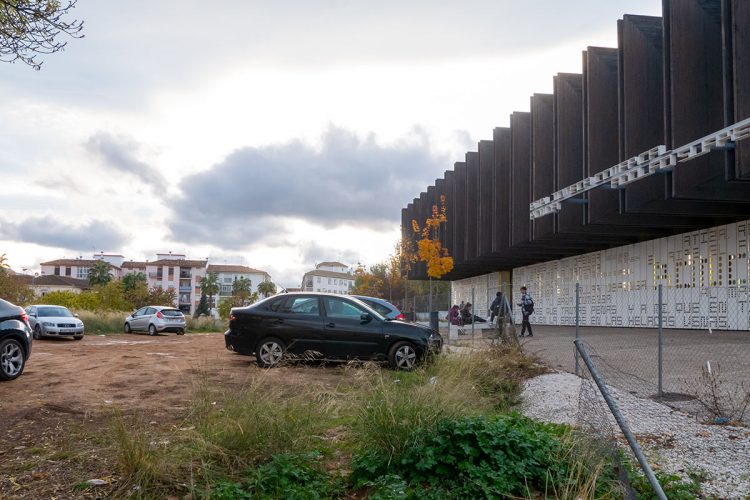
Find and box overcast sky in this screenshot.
[0,0,661,287]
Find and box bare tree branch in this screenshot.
[0,0,84,70]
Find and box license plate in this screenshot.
[60,329,75,333]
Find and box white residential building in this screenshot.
[301,262,354,294]
[40,256,122,281]
[207,264,272,312]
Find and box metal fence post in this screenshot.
[471,287,475,338]
[658,283,663,400]
[574,339,667,500]
[575,283,581,377]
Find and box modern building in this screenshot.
[402,1,750,330]
[301,262,355,294]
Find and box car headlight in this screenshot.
[42,322,55,327]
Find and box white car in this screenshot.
[124,306,186,336]
[26,305,84,340]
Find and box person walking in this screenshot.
[489,291,508,324]
[517,286,534,337]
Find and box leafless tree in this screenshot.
[0,0,84,70]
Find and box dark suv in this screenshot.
[0,298,32,381]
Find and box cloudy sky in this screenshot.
[0,0,661,287]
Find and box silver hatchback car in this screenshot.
[124,306,186,336]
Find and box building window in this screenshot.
[317,277,321,283]
[224,277,232,283]
[54,266,60,275]
[76,267,89,279]
[65,267,72,276]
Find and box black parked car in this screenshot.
[225,293,442,370]
[0,298,32,381]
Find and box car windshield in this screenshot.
[38,306,74,317]
[160,309,183,317]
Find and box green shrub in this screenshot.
[352,414,575,498]
[629,468,703,500]
[210,452,345,500]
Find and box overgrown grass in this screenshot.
[77,310,129,334]
[74,310,225,335]
[99,345,659,499]
[187,374,333,474]
[186,316,225,332]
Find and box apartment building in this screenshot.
[207,264,272,312]
[40,253,122,281]
[301,261,354,294]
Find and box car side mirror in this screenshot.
[360,313,372,323]
[30,313,37,317]
[74,314,79,318]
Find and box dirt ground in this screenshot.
[0,331,346,498]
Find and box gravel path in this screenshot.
[521,372,750,499]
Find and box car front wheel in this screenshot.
[256,337,285,368]
[33,325,42,340]
[388,341,418,371]
[0,338,25,381]
[124,322,131,334]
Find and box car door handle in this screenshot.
[272,319,284,324]
[326,322,335,328]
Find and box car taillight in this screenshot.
[20,311,29,326]
[395,313,405,320]
[156,311,163,319]
[229,314,236,321]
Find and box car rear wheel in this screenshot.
[388,341,418,371]
[148,324,157,336]
[33,324,42,340]
[74,335,83,340]
[177,329,185,335]
[256,337,285,368]
[124,322,131,334]
[0,338,25,381]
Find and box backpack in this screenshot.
[525,298,534,314]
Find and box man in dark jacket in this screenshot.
[489,291,508,324]
[517,286,534,337]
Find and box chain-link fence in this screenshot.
[445,277,750,496]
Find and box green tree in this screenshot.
[217,299,233,321]
[200,272,220,310]
[0,0,84,70]
[257,280,276,298]
[41,290,80,309]
[194,293,209,318]
[122,272,147,292]
[0,254,31,304]
[232,277,252,305]
[88,260,112,286]
[96,280,128,311]
[147,286,176,307]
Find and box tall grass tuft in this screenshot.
[110,411,183,497]
[186,315,224,332]
[187,372,332,474]
[77,310,129,334]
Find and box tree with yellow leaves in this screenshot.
[411,195,454,279]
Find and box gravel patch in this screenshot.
[521,372,750,498]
